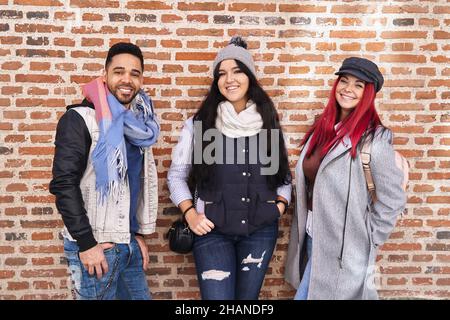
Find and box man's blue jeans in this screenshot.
[64,236,151,300]
[294,235,312,300]
[193,222,278,300]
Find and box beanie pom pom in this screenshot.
[229,36,248,49]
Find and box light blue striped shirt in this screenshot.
[167,118,292,207]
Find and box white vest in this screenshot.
[62,107,158,244]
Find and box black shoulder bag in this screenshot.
[165,190,197,254]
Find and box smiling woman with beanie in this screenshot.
[167,36,292,300]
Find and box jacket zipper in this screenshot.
[338,159,353,269]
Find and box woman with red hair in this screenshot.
[285,57,406,299]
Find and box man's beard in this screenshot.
[107,83,139,106]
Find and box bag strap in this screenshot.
[361,138,377,203]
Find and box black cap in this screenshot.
[335,57,384,92]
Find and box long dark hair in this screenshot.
[303,77,383,158]
[188,60,291,190]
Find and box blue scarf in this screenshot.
[82,78,160,203]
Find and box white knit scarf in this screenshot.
[215,100,263,138]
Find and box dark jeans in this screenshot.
[64,236,151,300]
[193,222,278,300]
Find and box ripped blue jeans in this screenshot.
[64,236,151,300]
[192,222,278,300]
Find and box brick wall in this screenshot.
[0,0,449,300]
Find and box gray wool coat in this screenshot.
[284,128,406,300]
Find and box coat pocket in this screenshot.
[201,191,225,228]
[251,190,280,226]
[365,207,377,249]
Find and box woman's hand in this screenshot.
[276,196,288,217]
[277,202,286,217]
[185,210,215,236]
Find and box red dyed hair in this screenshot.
[303,76,382,158]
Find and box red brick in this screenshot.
[340,42,361,51]
[80,13,102,21]
[436,279,450,286]
[27,87,49,95]
[412,278,433,286]
[54,37,75,47]
[279,54,324,63]
[29,62,50,71]
[382,5,429,14]
[161,40,182,48]
[390,90,411,99]
[330,31,376,38]
[161,14,183,23]
[332,5,376,13]
[279,30,315,38]
[7,281,29,291]
[381,243,422,251]
[175,77,211,86]
[415,138,434,145]
[0,246,15,253]
[14,0,62,6]
[15,74,63,83]
[176,28,223,37]
[31,257,54,266]
[71,26,118,34]
[420,43,438,51]
[1,86,22,95]
[387,277,408,285]
[392,43,414,51]
[381,31,427,39]
[5,207,27,216]
[15,24,63,33]
[341,18,362,26]
[426,219,450,226]
[229,3,275,12]
[162,64,183,73]
[33,281,56,290]
[178,2,224,11]
[19,171,52,179]
[71,0,118,8]
[0,271,15,279]
[18,147,54,155]
[124,27,171,35]
[21,269,67,278]
[0,196,14,203]
[186,41,208,49]
[419,18,439,27]
[31,232,54,241]
[0,36,22,45]
[381,54,426,63]
[126,1,172,10]
[300,89,320,98]
[290,42,311,50]
[279,5,326,13]
[6,183,28,192]
[187,89,208,97]
[21,195,55,203]
[81,38,104,47]
[2,61,23,70]
[381,266,422,274]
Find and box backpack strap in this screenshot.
[361,139,377,203]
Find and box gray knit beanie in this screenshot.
[212,36,256,77]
